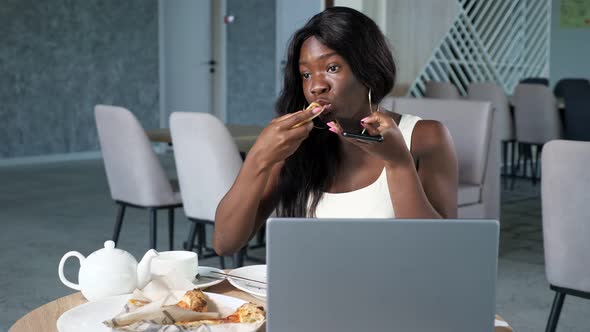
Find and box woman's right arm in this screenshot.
[213,155,282,256]
[213,107,321,255]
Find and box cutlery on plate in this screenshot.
[194,273,224,281]
[245,282,267,290]
[209,271,267,285]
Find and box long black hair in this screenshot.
[275,7,396,217]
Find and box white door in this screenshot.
[159,0,215,126]
[275,0,322,96]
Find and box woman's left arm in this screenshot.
[386,120,458,219]
[330,113,459,218]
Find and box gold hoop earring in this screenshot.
[368,89,374,113]
[368,88,381,113]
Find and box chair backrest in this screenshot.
[170,112,243,221]
[94,105,177,207]
[468,82,514,141]
[424,81,461,99]
[553,78,590,141]
[520,77,549,86]
[542,140,590,292]
[512,84,562,144]
[392,98,492,187]
[553,78,590,98]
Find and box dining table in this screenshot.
[9,278,513,332]
[146,124,264,154]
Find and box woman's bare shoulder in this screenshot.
[410,119,453,156]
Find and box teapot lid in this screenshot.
[87,240,136,262]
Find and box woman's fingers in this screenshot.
[327,121,343,134]
[360,112,382,124]
[360,122,381,136]
[271,111,301,124]
[278,107,323,129]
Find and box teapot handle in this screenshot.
[58,251,85,290]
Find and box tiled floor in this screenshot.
[1,156,589,331]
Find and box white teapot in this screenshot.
[58,240,158,301]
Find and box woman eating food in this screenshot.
[213,7,458,256]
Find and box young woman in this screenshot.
[213,7,458,255]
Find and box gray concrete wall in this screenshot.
[226,0,276,125]
[550,0,590,84]
[0,0,159,158]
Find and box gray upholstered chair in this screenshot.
[95,105,182,250]
[541,140,590,332]
[384,97,498,220]
[170,112,248,268]
[424,81,461,99]
[512,83,562,187]
[553,78,590,141]
[520,77,549,86]
[468,82,515,184]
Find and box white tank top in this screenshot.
[309,113,422,218]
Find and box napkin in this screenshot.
[103,272,265,332]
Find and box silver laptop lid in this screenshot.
[266,218,499,332]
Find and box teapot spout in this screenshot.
[136,249,158,289]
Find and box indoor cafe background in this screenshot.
[2,0,590,331]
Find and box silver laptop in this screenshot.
[266,218,499,332]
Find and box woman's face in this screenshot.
[298,36,368,132]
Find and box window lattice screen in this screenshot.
[409,0,551,97]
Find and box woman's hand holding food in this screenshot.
[249,105,323,170]
[327,111,414,168]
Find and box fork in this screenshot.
[210,271,267,285]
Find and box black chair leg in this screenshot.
[219,256,226,269]
[256,224,266,246]
[509,140,516,177]
[512,141,520,171]
[501,141,508,188]
[501,141,508,176]
[534,144,543,184]
[523,143,537,185]
[168,208,174,250]
[112,203,126,245]
[233,247,247,268]
[530,144,539,185]
[511,143,523,190]
[197,223,206,257]
[523,144,529,177]
[149,208,157,250]
[545,291,566,332]
[186,221,198,251]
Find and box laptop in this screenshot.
[266,218,499,332]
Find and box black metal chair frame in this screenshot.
[112,200,182,250]
[184,218,266,269]
[501,139,517,186]
[545,284,590,332]
[510,142,543,189]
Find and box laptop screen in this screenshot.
[266,218,499,332]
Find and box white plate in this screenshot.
[227,265,267,299]
[193,266,225,289]
[57,292,247,332]
[57,294,131,332]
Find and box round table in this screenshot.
[10,280,512,332]
[9,280,264,332]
